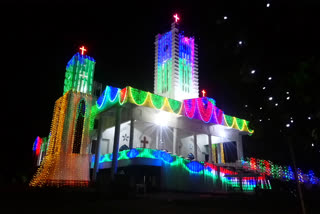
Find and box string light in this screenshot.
[286,96,290,100]
[251,70,255,74]
[223,16,228,20]
[64,52,95,95]
[242,158,319,185]
[286,124,290,127]
[308,116,311,120]
[275,103,278,106]
[95,148,271,191]
[268,96,273,101]
[266,3,270,7]
[268,77,272,80]
[262,86,266,90]
[95,86,253,133]
[31,91,92,187]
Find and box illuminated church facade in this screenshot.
[31,15,271,192]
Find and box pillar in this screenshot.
[129,108,134,149]
[93,114,104,181]
[208,134,213,163]
[156,128,159,150]
[212,144,217,163]
[193,133,198,161]
[160,126,163,150]
[173,128,177,155]
[111,106,122,181]
[220,143,225,163]
[236,134,244,161]
[217,143,221,163]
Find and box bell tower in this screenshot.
[30,46,95,187]
[63,46,96,95]
[154,14,199,101]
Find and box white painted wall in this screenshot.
[101,121,167,154]
[196,134,209,162]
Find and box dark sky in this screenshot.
[4,1,320,180]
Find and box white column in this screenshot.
[93,114,104,181]
[111,107,122,180]
[173,128,177,155]
[217,143,221,163]
[156,128,159,150]
[193,133,198,161]
[129,108,134,149]
[237,134,244,161]
[160,126,163,150]
[208,134,213,163]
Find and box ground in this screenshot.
[3,186,320,214]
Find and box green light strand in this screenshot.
[151,94,165,109]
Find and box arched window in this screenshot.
[73,100,86,153]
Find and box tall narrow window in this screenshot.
[73,100,86,153]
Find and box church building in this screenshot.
[31,14,271,192]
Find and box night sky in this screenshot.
[4,1,320,181]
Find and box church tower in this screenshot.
[154,14,199,101]
[30,46,95,187]
[63,46,95,95]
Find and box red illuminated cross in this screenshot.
[202,90,206,97]
[141,136,149,148]
[173,13,180,23]
[79,46,87,55]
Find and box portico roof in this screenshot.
[91,85,254,134]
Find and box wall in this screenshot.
[179,134,208,162]
[101,121,172,154]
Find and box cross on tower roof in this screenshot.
[173,13,180,23]
[79,46,87,55]
[202,89,206,97]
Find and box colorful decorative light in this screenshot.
[92,85,254,134]
[186,161,204,173]
[242,157,319,185]
[30,90,92,187]
[63,52,95,95]
[127,148,139,159]
[94,148,270,191]
[33,136,42,156]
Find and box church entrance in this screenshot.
[125,165,161,193]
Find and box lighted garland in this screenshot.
[196,97,214,123]
[30,92,69,187]
[242,157,320,185]
[128,86,183,114]
[93,85,254,133]
[93,148,271,191]
[30,92,92,187]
